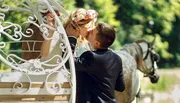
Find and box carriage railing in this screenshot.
[0,0,76,102]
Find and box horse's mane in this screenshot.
[120,38,151,67]
[120,39,147,57]
[134,38,150,44]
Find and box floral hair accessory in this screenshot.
[71,8,98,23]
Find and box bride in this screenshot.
[20,8,98,71]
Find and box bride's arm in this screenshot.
[40,12,55,57]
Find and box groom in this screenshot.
[69,22,125,103]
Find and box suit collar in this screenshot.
[96,48,108,51]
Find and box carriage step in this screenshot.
[0,82,70,88]
[0,95,70,102]
[0,82,71,102]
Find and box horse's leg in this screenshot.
[131,70,143,103]
[132,97,136,103]
[115,72,133,103]
[135,88,141,103]
[115,69,142,103]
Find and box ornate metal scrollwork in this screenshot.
[12,73,31,94]
[0,0,76,102]
[0,0,73,74]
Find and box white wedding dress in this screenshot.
[0,31,66,82]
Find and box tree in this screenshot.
[114,0,180,68]
[1,0,180,69]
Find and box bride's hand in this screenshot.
[46,12,55,28]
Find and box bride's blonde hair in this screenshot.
[64,8,98,40]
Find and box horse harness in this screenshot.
[135,42,160,77]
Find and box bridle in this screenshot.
[136,42,160,78]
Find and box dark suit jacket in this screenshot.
[75,49,125,103]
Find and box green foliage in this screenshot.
[144,34,173,59]
[83,0,120,27]
[62,0,76,12]
[114,0,180,68]
[1,0,180,69]
[3,0,28,23]
[142,74,177,91]
[166,17,180,67]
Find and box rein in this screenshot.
[135,42,156,77]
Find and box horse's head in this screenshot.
[135,36,160,83]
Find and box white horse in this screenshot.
[114,37,160,103]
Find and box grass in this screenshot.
[142,75,177,91]
[141,69,180,91]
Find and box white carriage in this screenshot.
[0,0,76,102]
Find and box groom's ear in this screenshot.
[68,36,77,53]
[95,41,101,48]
